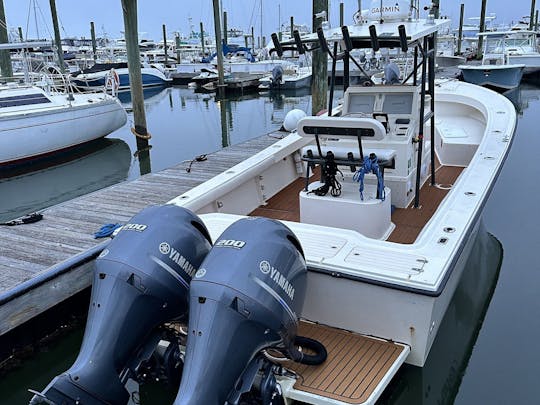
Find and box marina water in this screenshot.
[0,83,539,403]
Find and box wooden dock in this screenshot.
[0,133,281,336]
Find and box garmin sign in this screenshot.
[366,1,410,22]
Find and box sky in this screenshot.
[1,1,529,41]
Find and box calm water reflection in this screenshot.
[1,83,539,403]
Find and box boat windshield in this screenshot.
[346,94,376,114]
[382,93,414,114]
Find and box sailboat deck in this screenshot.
[283,321,407,404]
[251,165,464,244]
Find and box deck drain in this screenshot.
[484,156,496,160]
[443,227,455,233]
[438,237,448,244]
[464,191,476,196]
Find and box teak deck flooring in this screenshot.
[284,321,404,404]
[251,165,464,244]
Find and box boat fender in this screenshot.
[283,109,307,132]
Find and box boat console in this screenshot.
[295,84,431,239]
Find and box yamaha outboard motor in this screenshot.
[31,205,212,405]
[384,61,401,85]
[174,217,323,405]
[270,65,284,87]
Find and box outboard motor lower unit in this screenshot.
[31,205,212,405]
[270,65,284,87]
[174,217,311,405]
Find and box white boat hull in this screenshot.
[0,97,127,166]
[169,80,516,368]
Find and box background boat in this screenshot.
[70,62,172,90]
[0,81,127,167]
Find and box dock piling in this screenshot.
[90,21,97,62]
[477,0,488,60]
[457,4,464,56]
[530,0,537,30]
[121,0,152,174]
[0,0,13,79]
[223,11,228,45]
[200,22,205,55]
[312,0,329,116]
[162,24,168,65]
[49,0,65,74]
[212,0,225,98]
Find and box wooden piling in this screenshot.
[457,4,464,55]
[162,24,168,64]
[121,0,151,174]
[530,0,537,30]
[212,0,225,98]
[0,0,13,79]
[311,0,328,116]
[291,16,295,56]
[90,21,97,61]
[477,0,488,60]
[175,35,181,62]
[18,27,23,42]
[223,11,228,45]
[432,0,440,19]
[49,0,65,73]
[220,99,229,147]
[200,22,205,55]
[340,2,344,26]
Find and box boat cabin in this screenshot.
[480,30,539,65]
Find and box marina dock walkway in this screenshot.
[0,133,281,336]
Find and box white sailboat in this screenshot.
[0,81,127,167]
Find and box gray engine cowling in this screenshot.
[32,205,212,405]
[174,217,307,405]
[270,65,284,87]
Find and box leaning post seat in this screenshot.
[297,116,396,186]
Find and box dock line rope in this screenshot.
[131,127,152,140]
[0,212,43,226]
[307,151,343,197]
[184,154,208,172]
[353,153,385,201]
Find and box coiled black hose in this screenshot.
[288,335,327,366]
